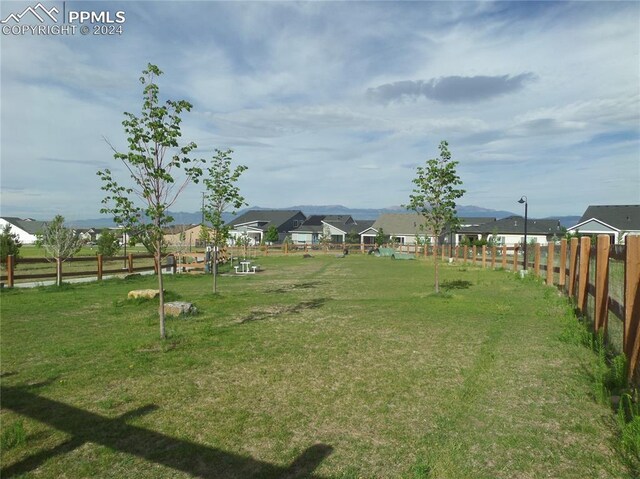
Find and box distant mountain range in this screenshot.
[66,205,581,229]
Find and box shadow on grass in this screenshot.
[440,280,473,291]
[266,281,325,294]
[240,298,328,324]
[0,383,332,478]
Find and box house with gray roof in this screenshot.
[361,213,431,245]
[227,210,306,245]
[0,217,47,244]
[566,205,640,244]
[458,216,563,246]
[290,215,374,244]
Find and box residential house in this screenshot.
[290,215,374,244]
[227,210,306,245]
[75,227,107,243]
[0,217,47,244]
[566,205,640,244]
[457,216,563,246]
[443,217,496,246]
[361,213,430,245]
[164,224,208,249]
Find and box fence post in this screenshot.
[624,235,640,382]
[491,246,496,269]
[594,235,610,335]
[513,246,519,271]
[502,245,507,269]
[546,243,555,286]
[97,254,103,281]
[472,245,477,266]
[577,236,591,314]
[534,243,541,277]
[463,245,468,264]
[128,253,134,273]
[170,253,177,274]
[568,238,579,298]
[559,239,567,289]
[481,245,486,268]
[7,254,14,288]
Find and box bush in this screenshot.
[96,230,122,257]
[0,223,21,266]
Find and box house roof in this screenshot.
[227,210,305,232]
[354,220,375,234]
[291,215,356,233]
[459,217,497,226]
[372,213,428,236]
[163,224,202,235]
[460,216,562,236]
[1,217,47,235]
[573,205,640,232]
[291,217,375,236]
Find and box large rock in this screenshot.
[164,301,197,317]
[128,289,160,300]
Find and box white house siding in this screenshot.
[321,223,346,243]
[291,232,313,244]
[567,219,621,243]
[489,234,550,246]
[0,218,38,244]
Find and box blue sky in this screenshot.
[1,0,639,221]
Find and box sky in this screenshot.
[1,0,639,222]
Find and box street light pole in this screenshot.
[518,196,528,271]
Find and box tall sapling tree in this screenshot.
[406,140,465,293]
[98,64,203,339]
[36,215,84,286]
[202,149,247,294]
[0,223,22,268]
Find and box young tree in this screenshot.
[374,228,387,247]
[265,225,279,244]
[202,149,247,294]
[97,64,203,339]
[96,230,121,257]
[345,229,360,244]
[406,140,465,293]
[0,223,22,268]
[36,215,84,286]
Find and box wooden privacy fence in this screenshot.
[2,254,176,287]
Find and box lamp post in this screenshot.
[518,196,528,272]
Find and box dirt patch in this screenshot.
[239,298,328,324]
[265,281,325,294]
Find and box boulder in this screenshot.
[128,289,160,300]
[164,301,197,317]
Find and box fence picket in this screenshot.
[624,235,640,382]
[594,235,610,335]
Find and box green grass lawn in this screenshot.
[1,255,636,478]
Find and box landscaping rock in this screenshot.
[128,289,160,300]
[164,301,197,317]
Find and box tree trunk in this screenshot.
[156,244,166,340]
[56,257,62,287]
[213,247,218,294]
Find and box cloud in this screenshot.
[367,73,537,104]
